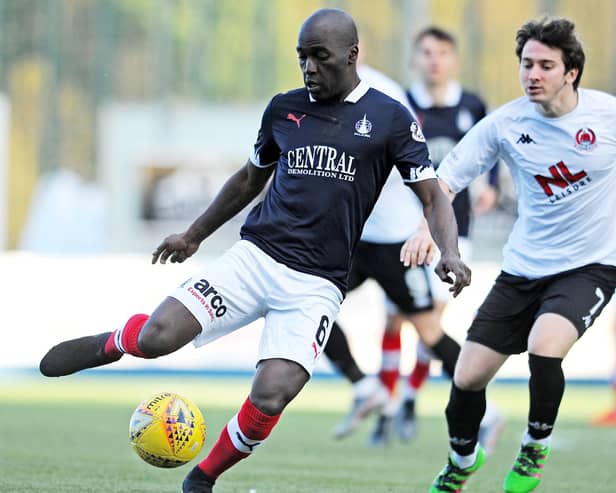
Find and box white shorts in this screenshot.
[428,236,473,303]
[170,240,343,375]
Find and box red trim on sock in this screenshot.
[409,360,430,390]
[380,369,399,394]
[103,332,122,358]
[382,331,401,351]
[380,332,401,394]
[237,396,281,438]
[198,426,248,479]
[121,314,149,358]
[198,397,281,479]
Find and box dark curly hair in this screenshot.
[515,17,585,89]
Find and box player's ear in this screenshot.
[565,67,578,85]
[348,44,359,64]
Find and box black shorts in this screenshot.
[348,241,433,315]
[468,263,616,354]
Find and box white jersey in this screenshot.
[438,88,616,278]
[358,65,424,243]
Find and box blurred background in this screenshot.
[1,0,615,378]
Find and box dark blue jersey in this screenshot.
[407,84,498,237]
[240,81,434,295]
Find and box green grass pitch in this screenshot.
[1,373,615,492]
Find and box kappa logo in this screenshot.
[517,133,536,144]
[287,113,306,128]
[575,127,597,151]
[354,114,372,138]
[410,121,425,142]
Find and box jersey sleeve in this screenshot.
[474,96,501,188]
[387,103,436,184]
[437,113,500,193]
[249,96,280,168]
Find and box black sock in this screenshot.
[446,383,486,456]
[528,353,564,440]
[430,333,461,379]
[185,466,216,485]
[323,321,365,383]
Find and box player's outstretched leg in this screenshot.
[39,298,201,376]
[183,358,308,492]
[39,314,149,376]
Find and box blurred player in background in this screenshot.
[592,302,616,426]
[324,61,459,446]
[422,17,616,493]
[324,61,502,450]
[370,26,503,444]
[39,9,470,493]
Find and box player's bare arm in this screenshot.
[400,177,456,268]
[152,161,275,264]
[410,177,471,296]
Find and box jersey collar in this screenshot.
[410,80,462,108]
[308,80,370,103]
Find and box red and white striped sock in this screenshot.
[198,397,281,479]
[379,331,401,395]
[104,313,150,358]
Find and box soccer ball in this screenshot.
[129,391,206,468]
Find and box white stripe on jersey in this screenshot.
[227,413,262,454]
[438,88,616,278]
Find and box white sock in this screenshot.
[452,444,478,469]
[403,384,417,401]
[522,430,551,448]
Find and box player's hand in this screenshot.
[400,227,436,268]
[434,254,471,297]
[152,233,200,264]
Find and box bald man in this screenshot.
[39,9,469,493]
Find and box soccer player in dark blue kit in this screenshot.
[39,9,470,492]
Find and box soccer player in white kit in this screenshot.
[426,17,616,493]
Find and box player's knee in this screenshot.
[138,319,179,357]
[453,366,487,391]
[250,389,290,416]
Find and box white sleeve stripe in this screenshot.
[249,151,277,168]
[403,176,434,183]
[227,413,262,454]
[401,165,437,183]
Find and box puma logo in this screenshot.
[287,113,306,128]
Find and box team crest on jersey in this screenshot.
[410,122,426,142]
[354,114,372,138]
[575,127,597,151]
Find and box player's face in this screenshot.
[519,40,578,104]
[413,35,457,87]
[297,31,356,101]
